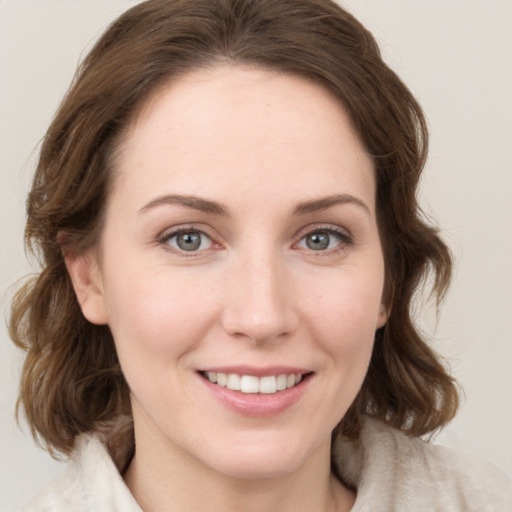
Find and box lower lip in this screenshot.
[199,374,311,417]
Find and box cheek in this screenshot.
[293,270,383,428]
[306,265,384,327]
[301,266,384,365]
[101,262,219,366]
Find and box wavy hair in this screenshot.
[10,0,458,456]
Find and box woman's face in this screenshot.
[77,65,387,479]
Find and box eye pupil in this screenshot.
[177,232,202,251]
[306,232,330,250]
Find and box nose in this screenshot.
[221,248,299,345]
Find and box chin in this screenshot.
[198,430,328,480]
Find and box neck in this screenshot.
[124,420,355,512]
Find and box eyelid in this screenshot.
[156,223,353,257]
[293,224,354,252]
[157,225,221,256]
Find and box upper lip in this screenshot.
[197,365,312,377]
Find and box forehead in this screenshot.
[112,64,375,213]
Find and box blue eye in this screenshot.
[299,229,348,251]
[165,230,212,252]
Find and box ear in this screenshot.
[64,249,108,325]
[376,303,389,329]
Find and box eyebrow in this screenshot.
[139,192,370,217]
[139,194,229,215]
[293,194,371,216]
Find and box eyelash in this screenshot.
[157,225,354,257]
[158,227,218,257]
[294,225,354,254]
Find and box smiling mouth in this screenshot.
[200,371,311,394]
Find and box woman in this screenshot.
[9,0,512,510]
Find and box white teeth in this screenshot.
[206,372,217,383]
[204,372,305,394]
[259,376,277,394]
[276,374,287,391]
[217,372,227,387]
[240,375,259,393]
[226,373,241,391]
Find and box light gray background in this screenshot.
[1,1,511,510]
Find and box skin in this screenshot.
[67,65,387,512]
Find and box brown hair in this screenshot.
[10,0,458,456]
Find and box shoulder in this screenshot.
[23,418,140,511]
[22,457,86,512]
[333,417,512,511]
